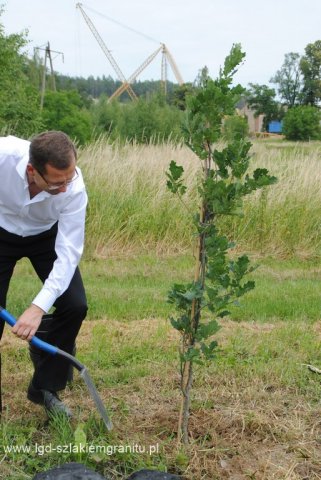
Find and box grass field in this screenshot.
[79,137,321,258]
[1,139,321,479]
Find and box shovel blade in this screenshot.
[80,367,113,431]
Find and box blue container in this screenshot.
[268,120,283,134]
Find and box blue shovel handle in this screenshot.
[0,306,58,356]
[0,307,112,430]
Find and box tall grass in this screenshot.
[224,141,321,257]
[79,137,199,256]
[79,138,321,258]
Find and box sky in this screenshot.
[2,0,321,88]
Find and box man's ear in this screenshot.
[27,163,35,175]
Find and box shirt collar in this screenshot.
[16,154,29,187]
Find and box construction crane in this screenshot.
[161,44,184,97]
[108,44,163,101]
[163,45,184,85]
[109,44,184,102]
[76,3,137,100]
[77,3,184,101]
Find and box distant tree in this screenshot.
[91,95,121,137]
[300,40,321,105]
[169,83,195,111]
[23,51,43,91]
[246,83,281,131]
[270,52,303,107]
[282,105,321,140]
[56,74,123,100]
[0,8,42,137]
[41,90,93,144]
[193,66,210,88]
[55,72,178,103]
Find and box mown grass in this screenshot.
[2,254,321,479]
[6,254,321,324]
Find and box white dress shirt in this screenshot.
[0,135,88,313]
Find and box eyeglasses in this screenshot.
[36,168,79,190]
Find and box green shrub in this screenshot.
[42,90,93,145]
[92,95,184,143]
[223,114,249,141]
[283,105,321,141]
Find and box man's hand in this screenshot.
[12,304,44,341]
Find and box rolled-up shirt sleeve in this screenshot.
[32,189,88,312]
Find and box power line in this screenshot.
[81,3,160,45]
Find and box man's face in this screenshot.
[27,159,78,195]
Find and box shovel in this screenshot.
[0,306,112,431]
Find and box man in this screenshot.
[0,131,88,417]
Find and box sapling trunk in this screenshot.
[178,148,211,444]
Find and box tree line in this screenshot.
[247,45,321,139]
[2,4,321,144]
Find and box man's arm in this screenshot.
[13,187,88,341]
[32,189,88,312]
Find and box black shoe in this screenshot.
[27,383,72,418]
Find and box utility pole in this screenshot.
[34,42,64,110]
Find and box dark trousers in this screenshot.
[0,224,87,391]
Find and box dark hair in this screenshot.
[29,131,77,174]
